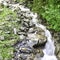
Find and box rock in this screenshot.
[19,47,32,54]
[23,19,30,22]
[55,44,60,55]
[55,44,60,60]
[19,26,28,32]
[19,35,26,39]
[14,38,44,60]
[17,32,26,35]
[23,22,29,27]
[57,52,60,60]
[36,34,47,44]
[34,54,41,60]
[29,21,35,27]
[28,28,34,33]
[52,32,60,60]
[27,31,47,47]
[19,54,27,60]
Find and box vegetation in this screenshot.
[24,0,60,31]
[0,5,20,60]
[0,0,60,59]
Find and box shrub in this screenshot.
[26,0,60,31]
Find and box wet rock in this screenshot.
[55,44,60,55]
[23,19,30,22]
[19,35,26,40]
[27,31,47,46]
[28,28,35,33]
[19,54,27,60]
[36,34,47,45]
[19,47,32,54]
[29,21,35,28]
[34,54,41,60]
[14,37,44,60]
[23,22,29,27]
[19,26,28,32]
[52,31,60,60]
[26,55,34,60]
[17,32,26,35]
[55,44,60,60]
[57,52,60,60]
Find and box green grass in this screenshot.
[1,0,60,59]
[0,5,20,60]
[41,5,60,31]
[0,47,13,60]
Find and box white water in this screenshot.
[0,1,57,60]
[18,5,57,60]
[31,9,57,60]
[31,11,57,60]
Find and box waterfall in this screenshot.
[10,4,58,60]
[0,0,57,60]
[31,11,57,60]
[18,5,57,60]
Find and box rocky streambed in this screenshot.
[0,0,60,60]
[13,4,47,60]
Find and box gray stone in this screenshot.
[17,32,26,35]
[28,28,34,33]
[57,52,60,60]
[19,35,26,39]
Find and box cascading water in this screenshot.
[14,5,58,60]
[31,11,57,60]
[19,5,57,60]
[31,13,57,60]
[0,0,58,60]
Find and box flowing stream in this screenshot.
[11,5,58,60]
[14,5,58,60]
[31,13,57,60]
[26,9,57,60]
[0,0,58,60]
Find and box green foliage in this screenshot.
[0,6,17,20]
[0,47,13,60]
[41,5,60,31]
[15,0,26,3]
[26,0,60,31]
[0,6,19,60]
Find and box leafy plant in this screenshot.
[26,0,60,31]
[0,6,19,60]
